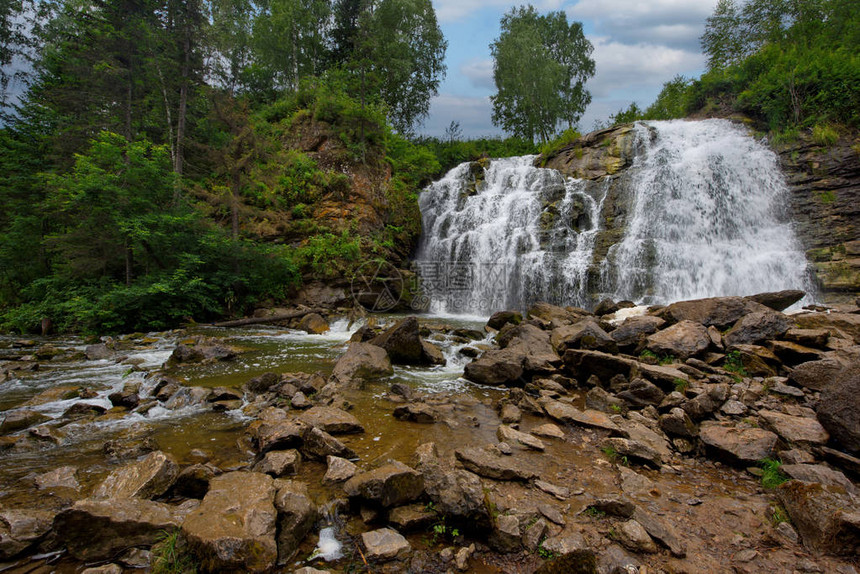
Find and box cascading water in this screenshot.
[416,119,814,314]
[599,119,813,304]
[416,156,608,314]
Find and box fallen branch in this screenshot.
[208,309,324,328]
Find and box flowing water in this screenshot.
[417,119,814,314]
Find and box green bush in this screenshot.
[538,128,581,161]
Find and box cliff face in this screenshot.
[774,133,860,300]
[539,121,860,303]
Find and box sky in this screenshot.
[421,0,720,138]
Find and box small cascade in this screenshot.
[600,120,813,304]
[416,156,608,314]
[416,119,814,314]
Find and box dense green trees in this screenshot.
[490,5,594,142]
[0,0,451,333]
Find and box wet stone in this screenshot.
[343,460,424,508]
[254,449,301,477]
[497,424,545,451]
[454,446,538,481]
[298,406,364,435]
[361,527,411,561]
[324,455,357,483]
[92,450,178,500]
[388,503,436,531]
[34,466,79,491]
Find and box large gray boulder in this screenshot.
[0,509,54,559]
[54,499,190,561]
[550,320,618,354]
[646,320,711,359]
[331,343,393,384]
[370,316,444,366]
[454,446,538,481]
[699,422,777,464]
[92,451,178,500]
[413,443,489,524]
[816,366,860,453]
[658,296,768,329]
[724,310,791,346]
[610,315,666,349]
[182,472,278,572]
[777,481,860,555]
[274,479,317,564]
[298,406,364,435]
[464,348,525,386]
[343,460,424,508]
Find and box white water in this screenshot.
[417,120,813,313]
[416,156,607,314]
[601,119,812,304]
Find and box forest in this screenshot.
[0,0,857,334]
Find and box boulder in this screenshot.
[248,418,306,454]
[298,406,364,435]
[759,410,829,446]
[92,451,178,500]
[497,424,545,451]
[540,398,627,436]
[784,328,830,348]
[498,323,562,371]
[0,410,50,434]
[343,461,424,508]
[54,499,187,561]
[454,446,538,481]
[393,403,438,423]
[254,450,301,477]
[361,528,410,561]
[535,549,597,574]
[745,290,805,312]
[646,320,711,359]
[331,343,393,384]
[659,408,697,438]
[388,504,436,531]
[370,317,441,366]
[35,466,80,492]
[658,297,768,329]
[413,443,489,524]
[488,311,522,330]
[274,480,317,563]
[298,313,329,335]
[789,358,844,391]
[816,366,860,453]
[616,519,658,554]
[85,343,113,360]
[550,320,618,354]
[463,348,525,386]
[602,437,662,468]
[631,507,686,557]
[793,312,860,344]
[617,378,665,407]
[562,349,634,381]
[172,464,217,499]
[777,481,860,555]
[699,422,778,464]
[0,509,54,559]
[488,514,521,552]
[781,464,857,493]
[724,311,791,346]
[527,302,586,325]
[244,372,281,395]
[324,455,357,483]
[182,472,278,572]
[301,426,356,460]
[610,315,666,348]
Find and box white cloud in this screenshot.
[460,58,494,89]
[433,0,565,24]
[586,37,705,99]
[569,0,719,50]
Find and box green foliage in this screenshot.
[609,404,622,414]
[152,529,197,574]
[644,76,694,120]
[639,349,657,360]
[538,128,581,161]
[818,190,837,204]
[490,5,595,142]
[759,458,789,489]
[674,378,690,393]
[812,124,839,146]
[600,446,618,462]
[769,504,790,526]
[723,350,747,376]
[418,136,538,175]
[537,542,556,559]
[583,506,606,518]
[291,230,361,279]
[658,354,676,366]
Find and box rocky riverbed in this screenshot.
[1,294,859,574]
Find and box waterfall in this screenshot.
[415,156,608,314]
[416,119,813,314]
[600,120,812,305]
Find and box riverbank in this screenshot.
[0,292,858,573]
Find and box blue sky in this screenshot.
[422,0,720,138]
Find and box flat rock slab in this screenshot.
[631,507,686,558]
[92,451,178,500]
[298,406,364,435]
[540,399,627,436]
[35,466,80,491]
[455,446,538,481]
[0,508,55,560]
[343,461,424,508]
[253,449,301,477]
[53,498,188,561]
[700,422,778,464]
[331,343,393,383]
[249,419,306,454]
[361,527,410,561]
[324,455,357,483]
[497,424,545,451]
[759,410,829,445]
[182,471,277,572]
